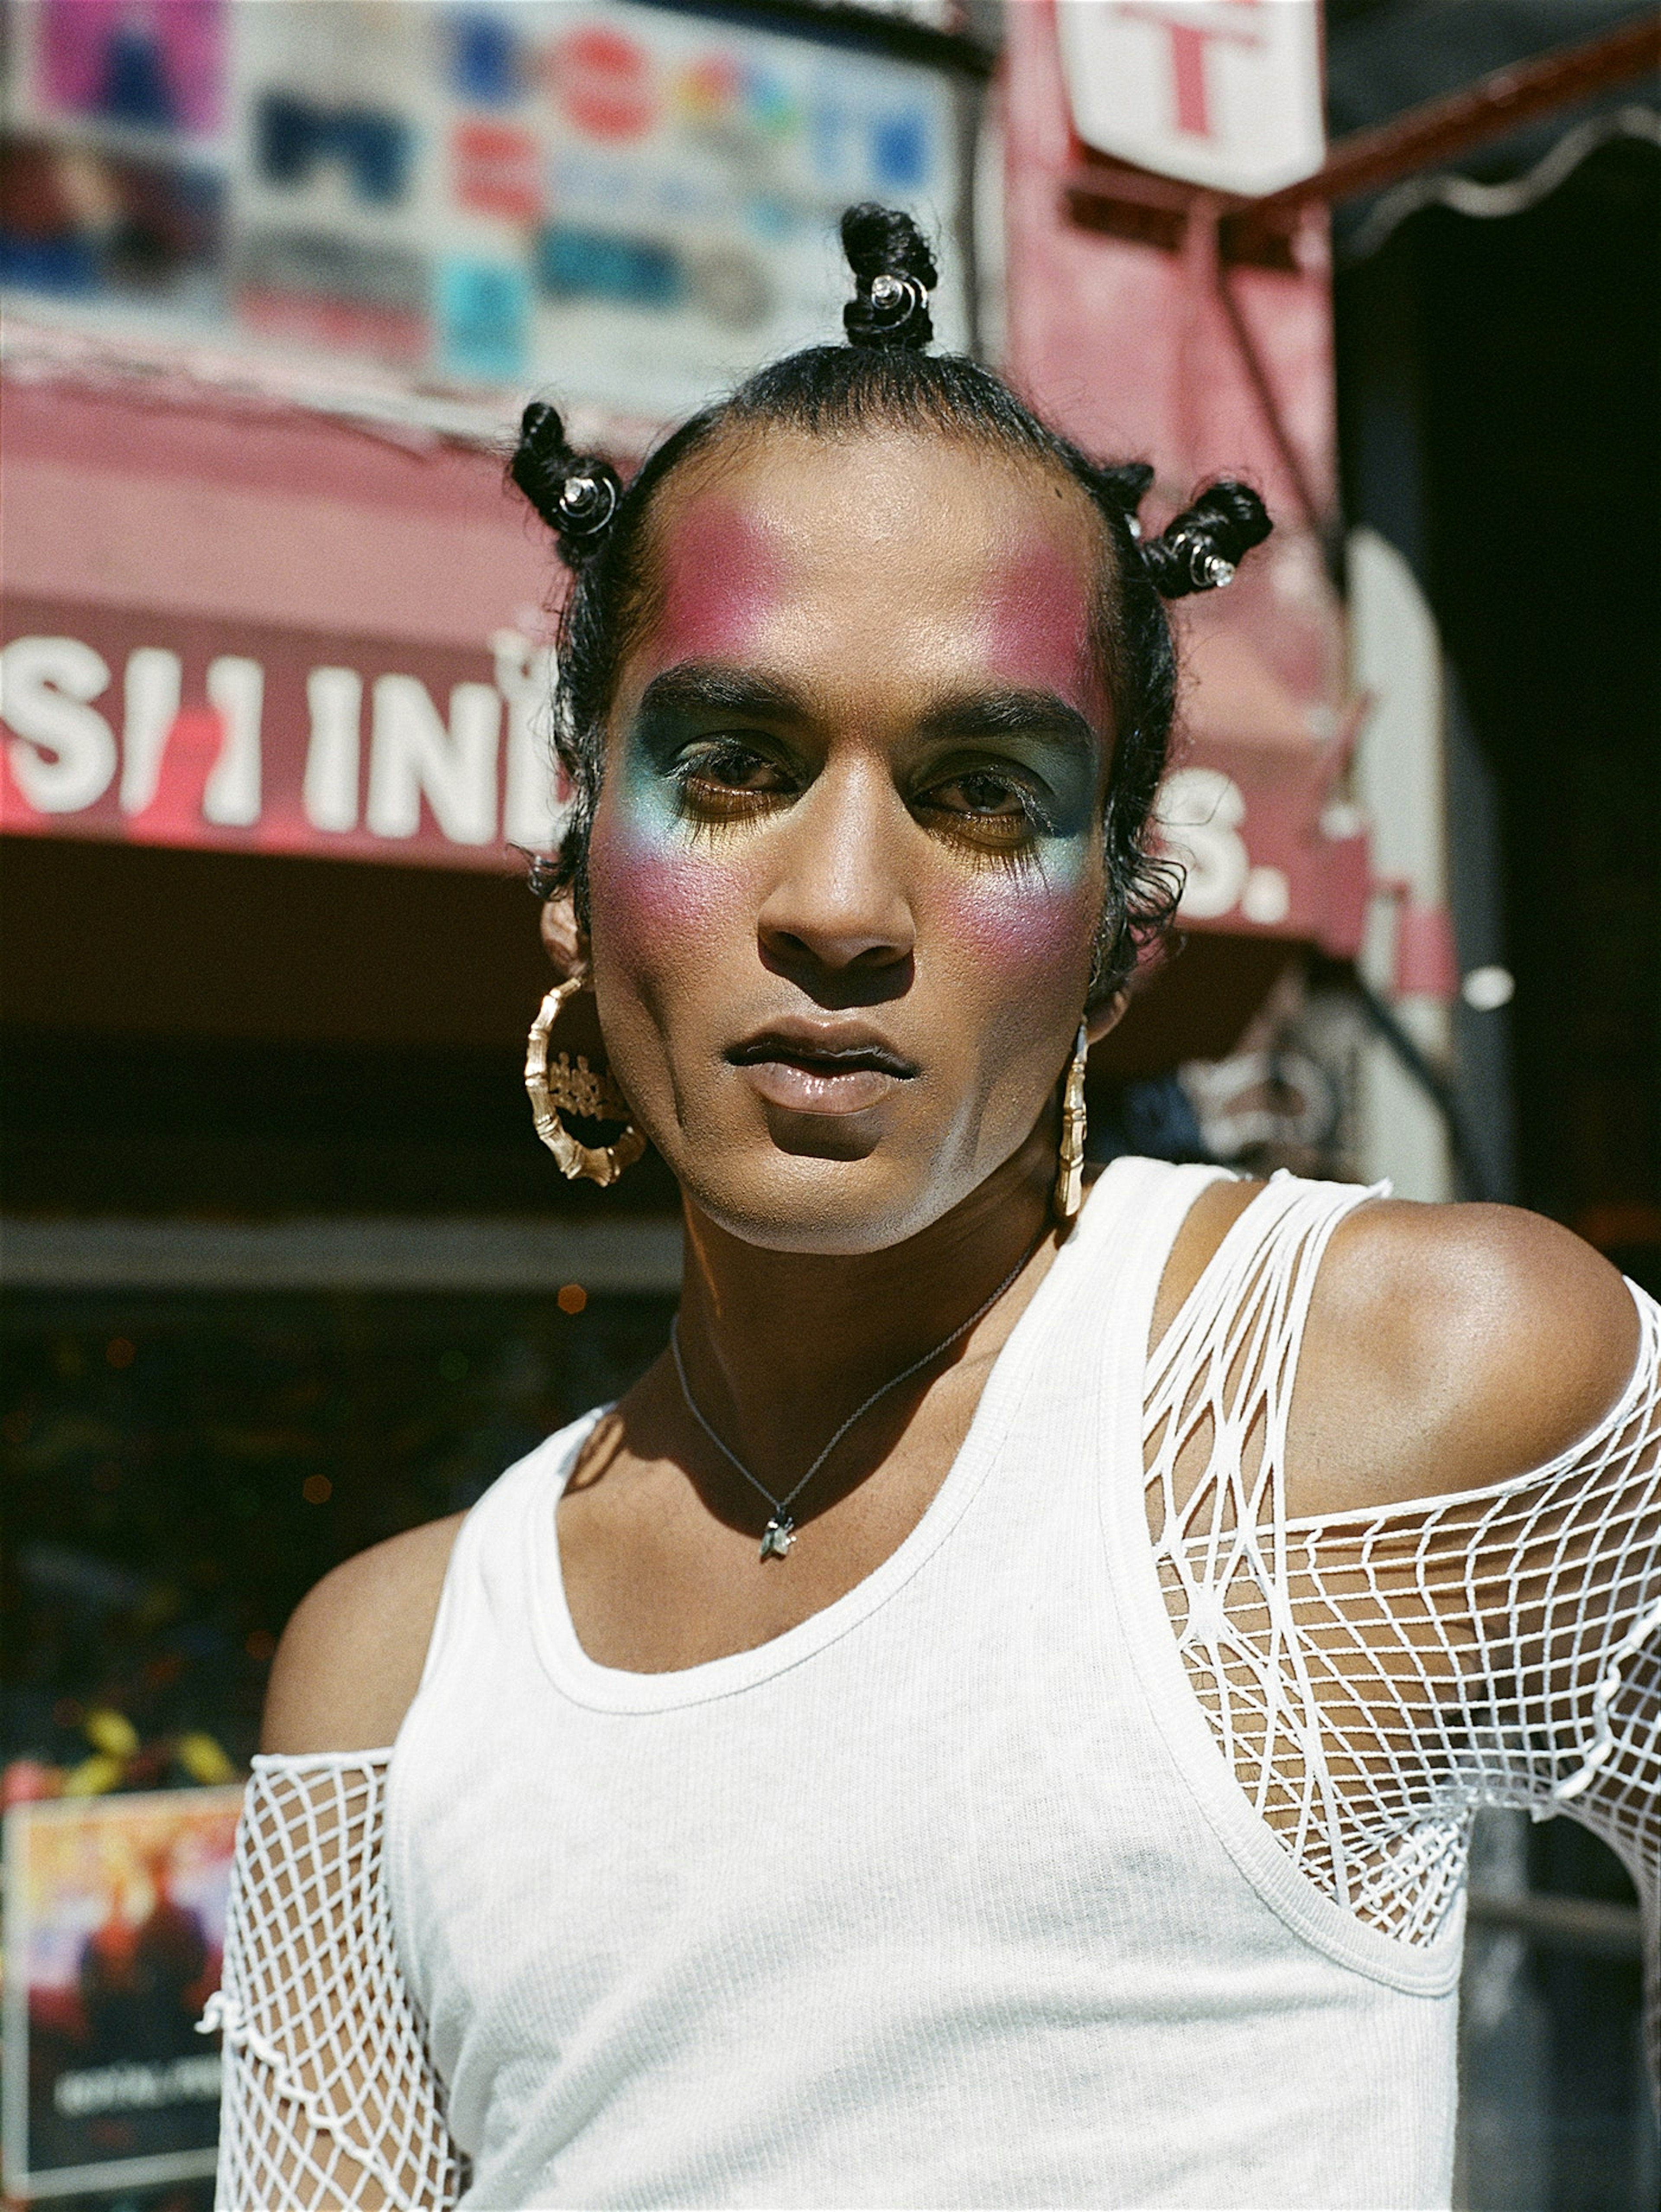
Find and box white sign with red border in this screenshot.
[1057,0,1326,196]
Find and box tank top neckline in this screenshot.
[523,1159,1154,1715]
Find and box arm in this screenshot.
[1288,1198,1642,1520]
[213,1757,465,2211]
[1148,1183,1657,2034]
[1301,1205,1659,2078]
[1486,1299,1660,2098]
[1576,1626,1660,2095]
[214,1521,466,2209]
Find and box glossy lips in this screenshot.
[726,1021,918,1117]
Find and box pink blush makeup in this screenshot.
[977,538,1103,727]
[651,500,793,665]
[590,822,731,952]
[931,869,1097,987]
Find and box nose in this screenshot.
[756,757,915,992]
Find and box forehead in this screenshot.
[620,429,1109,726]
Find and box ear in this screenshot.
[539,890,584,980]
[1085,989,1129,1047]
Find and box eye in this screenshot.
[673,736,795,805]
[917,768,1049,843]
[928,770,1033,819]
[680,738,785,791]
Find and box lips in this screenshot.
[726,1022,918,1117]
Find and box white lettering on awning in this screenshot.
[1160,763,1250,920]
[120,647,183,814]
[367,674,500,845]
[493,628,565,850]
[304,666,364,832]
[203,655,265,827]
[0,635,118,812]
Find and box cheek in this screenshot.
[587,794,746,984]
[930,862,1100,1002]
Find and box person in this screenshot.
[132,1838,212,2058]
[209,208,1658,2211]
[80,1870,144,2065]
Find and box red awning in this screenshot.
[2,320,1367,955]
[2,337,576,871]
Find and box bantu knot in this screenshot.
[1141,480,1272,599]
[509,401,623,567]
[841,203,937,352]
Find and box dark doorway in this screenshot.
[1337,129,1660,2212]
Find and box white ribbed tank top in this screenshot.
[386,1157,1463,2210]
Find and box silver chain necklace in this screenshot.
[670,1230,1046,1561]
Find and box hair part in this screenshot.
[511,208,1270,1005]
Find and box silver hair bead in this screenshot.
[559,471,618,536]
[1169,532,1235,590]
[866,272,924,325]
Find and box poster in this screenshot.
[2,1786,243,2201]
[3,0,969,416]
[32,0,229,138]
[3,0,228,321]
[230,0,968,412]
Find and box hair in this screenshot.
[509,205,1271,1003]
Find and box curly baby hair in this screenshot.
[509,205,1271,1004]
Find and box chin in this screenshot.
[672,1145,972,1257]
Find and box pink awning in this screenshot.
[3,352,568,871]
[3,318,1366,954]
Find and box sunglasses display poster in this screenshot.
[3,0,231,323]
[4,0,967,416]
[2,1785,243,2201]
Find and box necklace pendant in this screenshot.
[759,1516,795,1561]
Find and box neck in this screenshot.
[672,1127,1059,1492]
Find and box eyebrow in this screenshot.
[634,666,1100,755]
[634,664,811,726]
[913,688,1100,757]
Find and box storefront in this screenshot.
[11,2,1651,2200]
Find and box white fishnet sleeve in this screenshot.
[1145,1176,1660,2081]
[205,1754,465,2211]
[1564,1542,1660,2090]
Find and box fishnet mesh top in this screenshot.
[204,1758,467,2212]
[210,1175,1661,2209]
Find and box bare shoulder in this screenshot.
[1295,1198,1641,1514]
[261,1514,466,1756]
[1149,1173,1264,1348]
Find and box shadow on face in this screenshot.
[586,428,1117,1255]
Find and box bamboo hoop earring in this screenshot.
[524,976,646,1188]
[1054,1021,1089,1223]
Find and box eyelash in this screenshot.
[667,740,1055,847]
[920,771,1053,839]
[669,740,792,820]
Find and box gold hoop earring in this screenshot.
[1054,1021,1088,1223]
[524,976,646,1188]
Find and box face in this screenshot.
[586,429,1113,1253]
